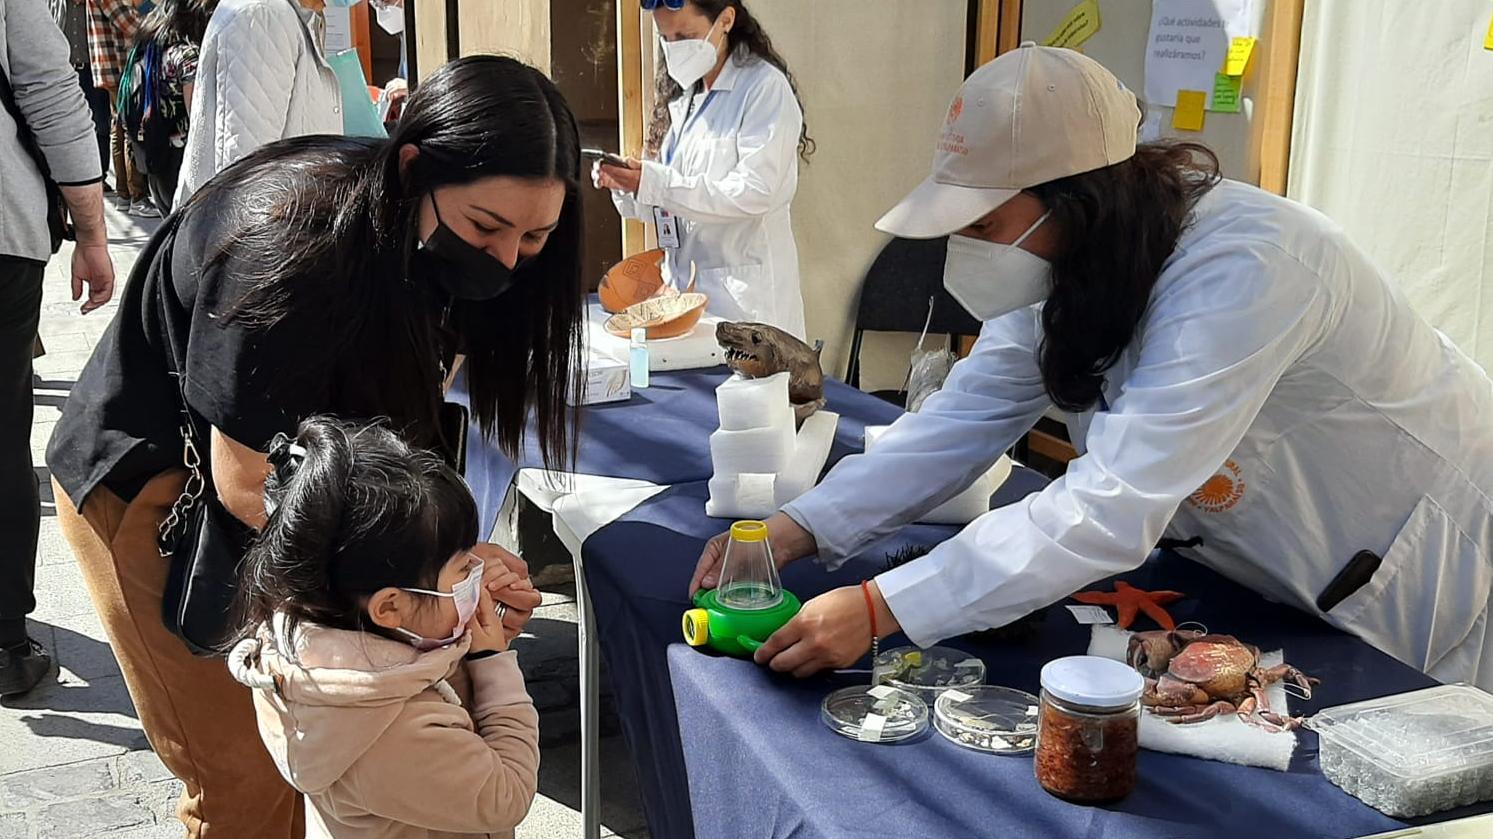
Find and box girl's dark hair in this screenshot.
[136,0,213,49]
[645,0,814,162]
[237,417,479,641]
[1028,141,1221,411]
[193,55,584,470]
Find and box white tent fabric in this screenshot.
[1287,0,1493,373]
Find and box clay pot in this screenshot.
[599,248,667,313]
[604,293,709,340]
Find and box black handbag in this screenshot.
[0,65,74,253]
[154,264,255,656]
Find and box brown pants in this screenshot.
[54,472,304,838]
[105,94,146,202]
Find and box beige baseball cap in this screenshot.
[877,43,1141,240]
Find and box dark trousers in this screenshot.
[77,65,111,180]
[0,256,44,646]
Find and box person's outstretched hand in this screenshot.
[471,543,543,640]
[689,512,817,598]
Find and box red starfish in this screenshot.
[1071,581,1186,630]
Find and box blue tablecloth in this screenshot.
[582,476,1050,839]
[585,483,1492,839]
[451,367,907,538]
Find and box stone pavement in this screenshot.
[3,203,649,838]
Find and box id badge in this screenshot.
[653,207,681,249]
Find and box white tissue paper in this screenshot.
[705,473,778,519]
[863,425,1012,525]
[709,422,796,475]
[773,411,840,508]
[1088,624,1297,771]
[716,373,794,431]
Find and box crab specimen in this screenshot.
[1127,629,1319,730]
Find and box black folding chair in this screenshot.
[844,237,983,406]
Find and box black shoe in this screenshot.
[0,638,52,697]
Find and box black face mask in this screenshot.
[413,193,525,301]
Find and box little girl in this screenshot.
[229,417,539,839]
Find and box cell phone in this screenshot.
[581,148,630,167]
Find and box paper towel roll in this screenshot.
[710,421,796,474]
[706,473,778,519]
[716,372,793,431]
[774,411,840,508]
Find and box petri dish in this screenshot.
[821,684,929,744]
[872,645,987,703]
[934,685,1041,754]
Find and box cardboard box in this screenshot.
[568,357,631,406]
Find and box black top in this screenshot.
[48,156,451,509]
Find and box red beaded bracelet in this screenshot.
[861,580,880,658]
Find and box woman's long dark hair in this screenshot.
[192,56,584,470]
[1029,142,1221,411]
[136,0,212,49]
[645,0,814,162]
[236,417,479,642]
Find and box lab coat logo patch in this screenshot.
[1189,459,1245,513]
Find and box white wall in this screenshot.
[749,0,970,390]
[1288,0,1493,372]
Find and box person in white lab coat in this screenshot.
[595,0,811,339]
[690,44,1493,688]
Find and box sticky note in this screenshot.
[1225,36,1257,77]
[1172,90,1207,132]
[1211,73,1242,113]
[1066,604,1116,625]
[1485,8,1493,50]
[1043,0,1102,50]
[942,689,973,704]
[868,684,898,700]
[858,713,888,741]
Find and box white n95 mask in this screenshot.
[661,19,722,89]
[942,210,1053,321]
[394,557,484,651]
[373,1,404,35]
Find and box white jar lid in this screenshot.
[1040,655,1144,709]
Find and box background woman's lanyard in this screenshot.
[665,85,718,166]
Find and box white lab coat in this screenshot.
[610,51,806,339]
[784,180,1493,690]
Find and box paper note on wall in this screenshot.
[323,6,353,54]
[1043,0,1102,50]
[1145,0,1254,107]
[1224,36,1257,76]
[1211,73,1242,113]
[1172,90,1206,131]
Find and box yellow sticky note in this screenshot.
[1173,90,1207,131]
[1225,37,1257,76]
[1211,73,1242,113]
[1043,0,1103,49]
[1484,7,1493,50]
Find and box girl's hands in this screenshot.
[467,586,511,654]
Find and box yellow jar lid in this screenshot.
[730,521,769,543]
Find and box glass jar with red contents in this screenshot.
[1035,656,1145,804]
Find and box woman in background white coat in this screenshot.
[596,0,811,340]
[691,45,1493,690]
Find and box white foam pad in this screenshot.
[774,411,840,508]
[1088,625,1297,772]
[710,421,796,475]
[716,372,793,431]
[705,473,777,520]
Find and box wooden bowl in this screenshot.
[599,248,667,314]
[604,293,709,340]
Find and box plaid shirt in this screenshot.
[86,0,140,91]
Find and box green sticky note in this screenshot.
[1211,73,1242,113]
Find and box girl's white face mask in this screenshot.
[942,210,1054,322]
[661,18,723,89]
[395,557,484,651]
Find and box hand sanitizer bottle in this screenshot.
[630,327,649,389]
